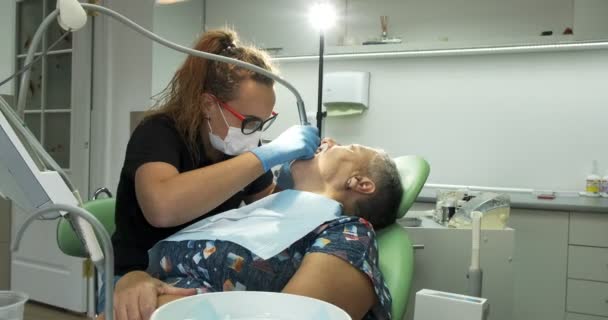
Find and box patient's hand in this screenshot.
[158,294,188,307]
[95,294,188,320]
[108,271,196,320]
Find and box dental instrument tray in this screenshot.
[435,190,511,229]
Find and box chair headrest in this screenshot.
[393,156,430,218]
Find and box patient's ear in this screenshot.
[346,176,376,195]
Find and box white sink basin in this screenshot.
[150,291,351,320]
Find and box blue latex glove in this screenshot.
[251,125,320,172]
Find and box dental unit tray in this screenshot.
[435,190,511,229]
[451,192,510,229]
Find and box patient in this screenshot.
[102,140,403,320]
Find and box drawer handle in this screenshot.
[413,244,425,250]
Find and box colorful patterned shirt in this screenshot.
[147,216,392,320]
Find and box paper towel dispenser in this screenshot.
[323,71,370,116]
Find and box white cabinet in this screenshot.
[574,0,608,41]
[205,0,345,57]
[570,212,608,247]
[567,212,608,319]
[506,210,608,320]
[567,280,608,317]
[205,0,576,56]
[407,204,608,320]
[400,221,514,320]
[506,209,570,320]
[568,246,608,283]
[567,312,608,320]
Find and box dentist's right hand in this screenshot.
[251,125,320,172]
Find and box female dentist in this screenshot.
[104,29,319,319]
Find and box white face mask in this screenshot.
[208,105,262,155]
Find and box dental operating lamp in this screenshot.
[6,1,312,319]
[309,1,337,137]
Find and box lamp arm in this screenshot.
[12,204,114,320]
[16,10,59,118]
[9,11,76,193]
[17,4,310,126]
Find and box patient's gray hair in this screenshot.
[351,152,404,230]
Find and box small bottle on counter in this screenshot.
[601,170,608,196]
[585,160,601,197]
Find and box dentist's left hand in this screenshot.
[113,271,196,320]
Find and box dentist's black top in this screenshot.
[112,115,273,275]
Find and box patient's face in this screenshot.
[293,141,381,185]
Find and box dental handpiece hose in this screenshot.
[467,211,483,297]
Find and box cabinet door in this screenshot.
[205,0,345,57]
[508,209,569,320]
[566,312,608,320]
[402,226,514,320]
[568,246,608,282]
[346,0,572,47]
[574,0,608,41]
[567,280,608,317]
[570,212,608,247]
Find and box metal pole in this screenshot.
[316,32,325,137]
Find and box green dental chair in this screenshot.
[57,189,116,258]
[56,156,430,320]
[376,155,430,319]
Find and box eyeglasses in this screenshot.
[213,96,278,135]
